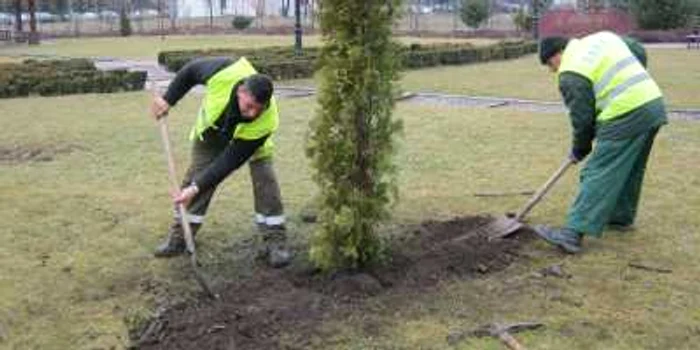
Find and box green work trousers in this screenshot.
[172,135,285,230]
[566,127,660,237]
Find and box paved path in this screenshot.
[93,57,700,121]
[646,43,700,50]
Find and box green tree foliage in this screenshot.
[689,0,700,20]
[631,0,692,30]
[119,6,132,36]
[512,7,533,32]
[460,0,489,29]
[307,0,403,271]
[608,0,631,10]
[534,0,553,14]
[54,0,70,17]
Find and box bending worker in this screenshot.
[535,31,667,254]
[149,56,291,267]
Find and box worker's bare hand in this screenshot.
[150,95,170,120]
[172,185,199,206]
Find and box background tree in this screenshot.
[54,0,69,18]
[119,1,132,36]
[27,0,38,44]
[281,0,290,17]
[307,0,403,271]
[460,0,489,29]
[534,0,553,13]
[14,0,22,36]
[512,7,533,33]
[631,0,692,30]
[686,0,700,27]
[608,0,630,10]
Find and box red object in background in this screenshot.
[539,8,634,38]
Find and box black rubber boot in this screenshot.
[154,223,200,258]
[257,225,293,268]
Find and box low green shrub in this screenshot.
[157,41,537,81]
[0,59,147,99]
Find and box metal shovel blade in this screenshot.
[477,215,525,240]
[472,158,575,241]
[451,215,525,243]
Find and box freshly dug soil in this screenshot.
[136,215,534,350]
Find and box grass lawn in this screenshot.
[1,83,699,349]
[0,56,22,63]
[283,48,700,109]
[0,34,491,60]
[399,48,700,108]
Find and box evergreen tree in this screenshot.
[119,5,132,36]
[307,0,403,271]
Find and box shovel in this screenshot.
[468,157,575,241]
[157,116,217,299]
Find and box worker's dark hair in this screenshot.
[539,36,570,65]
[243,74,274,105]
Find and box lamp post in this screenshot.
[532,0,540,40]
[28,0,38,44]
[294,0,302,56]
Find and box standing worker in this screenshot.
[535,31,667,254]
[149,56,291,267]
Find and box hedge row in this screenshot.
[0,59,147,99]
[157,46,322,75]
[157,40,537,81]
[402,41,538,69]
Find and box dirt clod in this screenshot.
[137,215,534,350]
[540,264,571,279]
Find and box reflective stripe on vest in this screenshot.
[557,31,662,122]
[189,57,278,159]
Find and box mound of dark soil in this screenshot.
[136,216,534,350]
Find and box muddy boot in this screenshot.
[299,198,319,223]
[534,225,583,254]
[257,225,293,268]
[154,223,200,258]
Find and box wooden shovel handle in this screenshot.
[514,157,575,221]
[499,331,526,350]
[157,116,196,255]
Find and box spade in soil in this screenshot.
[463,157,575,241]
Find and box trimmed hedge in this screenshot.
[157,40,537,81]
[231,16,254,30]
[0,59,147,99]
[401,41,537,69]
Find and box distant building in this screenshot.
[551,0,578,8]
[170,0,287,18]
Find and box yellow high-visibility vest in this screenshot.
[558,31,662,122]
[190,57,278,160]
